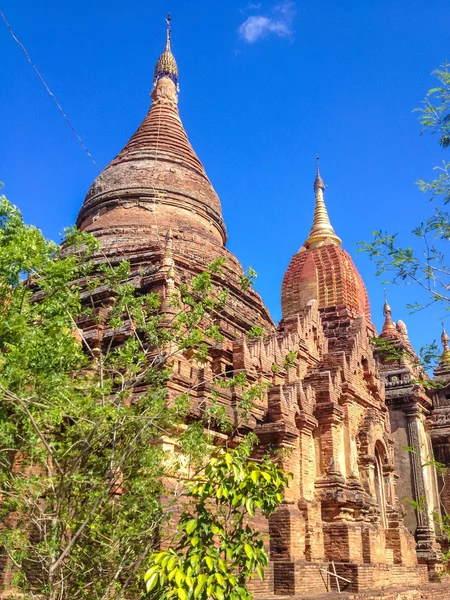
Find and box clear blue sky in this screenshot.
[1,0,449,356]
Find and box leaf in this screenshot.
[153,551,166,564]
[244,543,254,559]
[146,572,159,592]
[256,565,265,580]
[144,565,160,582]
[218,558,227,573]
[177,587,187,600]
[185,519,197,534]
[194,580,205,598]
[205,556,214,570]
[216,587,225,600]
[245,498,255,516]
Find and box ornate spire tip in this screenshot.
[383,289,392,316]
[165,13,171,46]
[154,13,179,88]
[305,158,341,248]
[314,154,325,191]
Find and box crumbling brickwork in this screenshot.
[67,31,449,597]
[3,24,450,600]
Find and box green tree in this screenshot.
[0,195,280,599]
[144,436,289,600]
[359,63,450,313]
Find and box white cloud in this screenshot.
[238,1,295,44]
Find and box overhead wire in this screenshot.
[2,8,169,252]
[1,9,100,171]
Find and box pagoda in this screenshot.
[61,16,441,597]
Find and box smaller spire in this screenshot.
[381,290,399,337]
[442,321,449,348]
[383,289,392,318]
[437,320,450,370]
[304,156,342,248]
[154,13,179,88]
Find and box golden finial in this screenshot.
[383,288,392,317]
[314,154,325,191]
[154,13,179,87]
[304,156,342,248]
[439,320,450,365]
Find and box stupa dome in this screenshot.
[281,159,371,324]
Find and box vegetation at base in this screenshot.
[0,195,288,599]
[144,435,290,600]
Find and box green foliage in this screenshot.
[0,197,273,599]
[144,435,290,600]
[0,196,176,599]
[246,325,264,340]
[283,350,297,370]
[370,335,406,362]
[239,266,258,292]
[417,62,450,152]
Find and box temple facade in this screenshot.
[4,18,450,599]
[73,19,450,597]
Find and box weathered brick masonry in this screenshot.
[3,19,450,600]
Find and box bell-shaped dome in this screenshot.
[74,16,274,335]
[76,18,225,247]
[281,161,371,324]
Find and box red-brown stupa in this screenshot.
[76,15,273,335]
[281,158,372,328]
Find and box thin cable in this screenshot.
[1,9,100,171]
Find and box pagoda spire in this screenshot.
[304,156,342,249]
[153,13,179,88]
[440,321,450,365]
[77,11,227,246]
[381,290,398,336]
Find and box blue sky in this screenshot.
[2,0,449,356]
